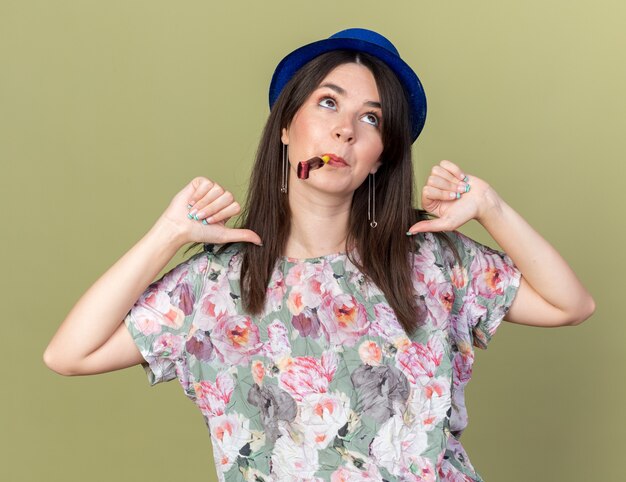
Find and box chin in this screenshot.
[308,177,357,194]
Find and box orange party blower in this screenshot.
[297,155,331,179]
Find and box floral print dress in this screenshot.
[124,230,521,482]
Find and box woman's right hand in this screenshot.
[159,177,263,247]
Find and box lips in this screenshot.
[323,153,349,167]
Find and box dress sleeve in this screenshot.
[124,251,208,385]
[446,230,522,350]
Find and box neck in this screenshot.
[283,186,353,259]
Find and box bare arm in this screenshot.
[43,220,184,375]
[410,160,595,327]
[476,189,596,327]
[44,177,262,376]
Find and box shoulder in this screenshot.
[161,243,245,289]
[410,230,463,267]
[202,242,246,276]
[411,230,503,268]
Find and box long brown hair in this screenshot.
[187,50,459,336]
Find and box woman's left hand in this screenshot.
[407,159,498,234]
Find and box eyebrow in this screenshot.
[318,82,382,110]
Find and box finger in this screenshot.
[189,184,226,217]
[426,174,470,195]
[187,178,217,210]
[439,160,467,181]
[423,184,465,201]
[406,218,454,234]
[192,190,233,221]
[201,201,241,225]
[219,228,263,246]
[431,165,459,184]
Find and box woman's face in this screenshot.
[281,62,384,196]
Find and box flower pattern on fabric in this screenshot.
[124,231,521,481]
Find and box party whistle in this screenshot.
[297,155,331,179]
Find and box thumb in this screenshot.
[221,228,264,246]
[407,218,450,235]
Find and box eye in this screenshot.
[362,112,380,127]
[318,96,337,110]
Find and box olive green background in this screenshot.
[2,0,623,481]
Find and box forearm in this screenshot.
[477,188,594,317]
[45,219,185,365]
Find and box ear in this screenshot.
[281,127,289,145]
[370,159,383,174]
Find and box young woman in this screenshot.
[44,28,595,481]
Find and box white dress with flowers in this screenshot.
[124,231,521,482]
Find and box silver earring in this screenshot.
[281,143,288,194]
[368,172,378,228]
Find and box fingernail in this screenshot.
[194,214,200,221]
[462,175,468,182]
[257,242,264,246]
[455,192,461,199]
[202,219,208,225]
[187,203,194,209]
[187,213,194,219]
[465,184,470,193]
[406,231,414,236]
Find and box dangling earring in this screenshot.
[281,143,288,194]
[368,172,378,228]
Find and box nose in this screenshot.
[332,114,356,144]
